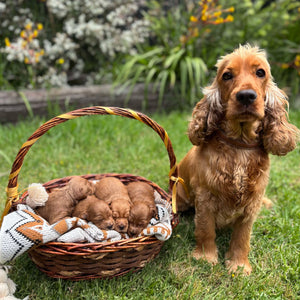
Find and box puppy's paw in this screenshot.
[192,248,218,265]
[225,259,252,275]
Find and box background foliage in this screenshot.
[1,0,299,107]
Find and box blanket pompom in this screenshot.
[26,183,48,208]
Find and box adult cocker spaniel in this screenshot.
[176,44,299,275]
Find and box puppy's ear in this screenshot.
[188,84,223,145]
[78,212,88,220]
[263,81,299,155]
[149,204,157,217]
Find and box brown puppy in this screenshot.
[36,176,95,224]
[72,195,115,230]
[127,182,157,237]
[176,45,299,275]
[94,177,131,233]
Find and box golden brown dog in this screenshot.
[94,177,132,233]
[72,195,115,230]
[127,182,157,237]
[176,45,299,275]
[36,176,95,224]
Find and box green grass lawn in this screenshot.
[0,108,299,299]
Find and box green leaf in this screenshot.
[164,48,185,69]
[148,56,164,68]
[144,67,158,100]
[180,60,187,99]
[157,70,169,106]
[192,57,207,94]
[169,70,176,88]
[124,65,146,105]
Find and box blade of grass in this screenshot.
[18,91,34,118]
[0,150,11,165]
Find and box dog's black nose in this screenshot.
[236,89,257,106]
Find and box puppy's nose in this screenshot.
[107,224,113,230]
[118,224,125,231]
[236,89,257,106]
[129,231,137,237]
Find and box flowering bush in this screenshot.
[114,0,235,106]
[0,0,150,89]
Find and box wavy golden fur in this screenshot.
[176,45,299,275]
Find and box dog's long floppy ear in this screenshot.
[188,83,223,145]
[263,81,299,155]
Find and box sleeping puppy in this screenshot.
[94,177,132,233]
[72,195,115,230]
[127,182,157,237]
[36,176,95,224]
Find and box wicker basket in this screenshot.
[1,106,180,280]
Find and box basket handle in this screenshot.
[1,106,180,224]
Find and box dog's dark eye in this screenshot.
[256,69,265,78]
[222,72,233,81]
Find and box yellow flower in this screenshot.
[21,40,27,48]
[40,49,45,55]
[190,16,198,22]
[232,273,235,278]
[281,63,289,69]
[37,23,43,31]
[33,30,38,38]
[226,15,234,22]
[295,60,300,67]
[25,23,32,31]
[201,14,208,21]
[229,6,235,13]
[4,37,10,47]
[213,11,222,18]
[57,58,65,64]
[215,17,224,24]
[24,57,30,64]
[20,30,26,39]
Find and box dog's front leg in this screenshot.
[193,197,218,265]
[225,217,253,275]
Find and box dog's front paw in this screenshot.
[225,259,252,275]
[192,247,218,265]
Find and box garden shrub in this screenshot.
[0,0,150,88]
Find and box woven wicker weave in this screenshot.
[1,106,180,280]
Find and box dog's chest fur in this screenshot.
[199,142,270,227]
